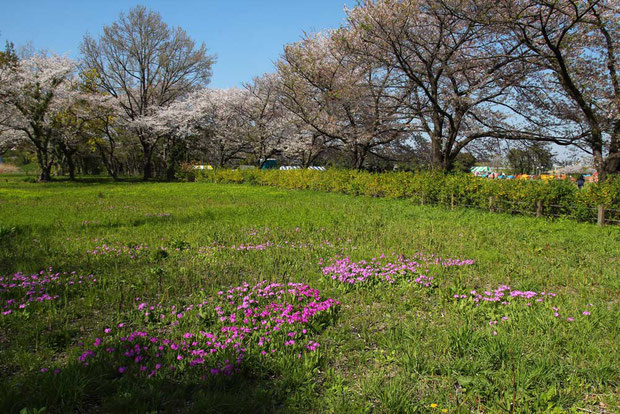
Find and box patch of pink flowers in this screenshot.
[320,253,474,286]
[551,305,593,322]
[145,213,171,217]
[77,281,339,378]
[453,285,556,306]
[86,243,150,259]
[1,268,96,316]
[198,239,355,254]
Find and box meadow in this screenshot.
[0,176,618,413]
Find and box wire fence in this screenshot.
[195,171,620,227]
[413,194,620,226]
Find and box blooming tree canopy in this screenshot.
[81,5,215,179]
[495,0,620,180]
[278,32,411,169]
[0,54,76,181]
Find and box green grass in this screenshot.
[0,177,618,413]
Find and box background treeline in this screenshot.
[0,1,618,181]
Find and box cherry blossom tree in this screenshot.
[493,0,619,181]
[344,0,533,170]
[240,74,292,166]
[279,117,332,167]
[81,5,215,180]
[141,88,251,170]
[195,88,251,168]
[278,32,410,170]
[132,94,200,180]
[0,54,76,181]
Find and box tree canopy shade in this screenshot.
[80,5,215,180]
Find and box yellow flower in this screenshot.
[430,403,438,408]
[442,410,448,413]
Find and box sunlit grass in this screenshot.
[0,177,618,413]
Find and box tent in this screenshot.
[192,165,213,170]
[260,159,277,170]
[471,166,493,175]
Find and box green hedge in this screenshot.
[179,166,620,224]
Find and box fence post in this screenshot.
[421,194,425,205]
[597,205,605,226]
[536,200,543,218]
[451,193,455,210]
[489,196,495,212]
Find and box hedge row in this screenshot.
[179,167,620,224]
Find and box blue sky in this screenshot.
[0,0,355,88]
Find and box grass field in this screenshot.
[0,176,618,413]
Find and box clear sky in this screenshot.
[0,0,355,88]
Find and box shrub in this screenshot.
[184,169,619,224]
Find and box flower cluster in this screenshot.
[86,243,150,259]
[231,240,343,251]
[77,281,339,378]
[452,285,556,306]
[551,304,593,322]
[145,213,171,217]
[1,268,96,316]
[320,253,474,286]
[197,239,355,254]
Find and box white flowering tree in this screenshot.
[278,32,410,170]
[138,87,251,171]
[239,74,292,166]
[494,0,619,181]
[81,5,215,180]
[344,0,532,170]
[195,88,251,168]
[132,95,198,180]
[277,115,331,167]
[0,54,76,181]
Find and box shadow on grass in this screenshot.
[0,358,292,413]
[0,174,185,186]
[0,210,223,273]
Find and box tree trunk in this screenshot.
[603,127,620,180]
[66,153,76,180]
[443,151,456,172]
[166,164,176,181]
[97,144,120,181]
[142,142,153,181]
[593,146,606,183]
[356,153,366,170]
[39,164,52,182]
[68,161,76,180]
[36,145,53,182]
[431,137,443,171]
